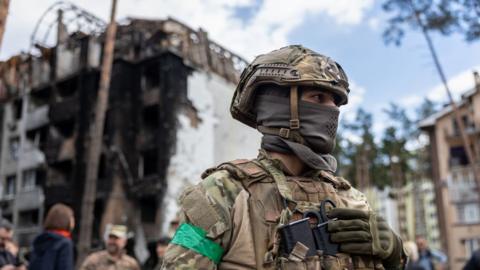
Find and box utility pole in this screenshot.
[77,0,118,264]
[409,1,480,187]
[0,0,10,52]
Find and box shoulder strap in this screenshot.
[258,159,294,203]
[201,159,267,181]
[319,171,351,190]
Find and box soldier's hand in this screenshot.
[326,208,402,263]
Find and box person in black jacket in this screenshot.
[0,219,21,270]
[463,249,480,270]
[29,203,75,270]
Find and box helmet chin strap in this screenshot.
[256,85,306,145]
[289,85,300,130]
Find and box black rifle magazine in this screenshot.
[278,217,317,257]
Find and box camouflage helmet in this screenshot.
[231,45,350,128]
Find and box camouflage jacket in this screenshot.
[80,250,140,270]
[162,151,387,270]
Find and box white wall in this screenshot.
[162,71,260,232]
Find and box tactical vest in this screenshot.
[202,158,385,270]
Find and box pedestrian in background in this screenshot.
[403,241,425,270]
[0,219,23,270]
[80,224,140,270]
[143,237,171,270]
[29,203,75,270]
[416,236,447,270]
[153,237,170,270]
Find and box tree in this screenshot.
[339,108,387,189]
[416,97,438,120]
[380,104,414,188]
[337,101,439,190]
[382,0,480,185]
[383,0,480,45]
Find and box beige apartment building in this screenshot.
[419,72,480,270]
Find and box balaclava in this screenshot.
[255,85,339,173]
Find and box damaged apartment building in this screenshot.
[0,2,259,252]
[419,72,480,270]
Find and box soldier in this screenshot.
[162,45,406,269]
[80,224,140,270]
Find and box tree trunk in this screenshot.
[77,0,118,266]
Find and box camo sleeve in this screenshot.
[337,185,372,211]
[162,170,244,270]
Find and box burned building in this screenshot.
[0,3,259,257]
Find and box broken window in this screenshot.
[139,196,156,223]
[142,105,159,129]
[54,120,75,138]
[18,209,39,227]
[97,155,107,180]
[2,215,12,224]
[4,175,16,197]
[27,127,48,151]
[30,86,52,108]
[8,137,20,161]
[141,63,160,91]
[12,99,22,120]
[22,169,37,191]
[449,146,469,167]
[48,161,73,185]
[57,77,78,99]
[140,149,158,177]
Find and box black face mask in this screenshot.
[255,95,339,154]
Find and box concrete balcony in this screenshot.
[15,186,45,211]
[26,105,49,131]
[30,57,51,89]
[448,165,480,203]
[445,126,480,146]
[18,141,46,169]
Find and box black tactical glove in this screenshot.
[327,208,404,268]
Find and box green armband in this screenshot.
[171,223,224,264]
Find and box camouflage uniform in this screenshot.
[80,250,140,270]
[162,45,404,270]
[163,151,389,269]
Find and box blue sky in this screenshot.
[284,2,480,132]
[2,0,479,135]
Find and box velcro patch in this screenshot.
[181,186,221,233]
[218,160,267,180]
[238,162,265,178]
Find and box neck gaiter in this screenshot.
[255,95,339,172]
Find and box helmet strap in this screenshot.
[289,85,300,129]
[256,86,306,145]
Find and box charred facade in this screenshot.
[0,5,247,252]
